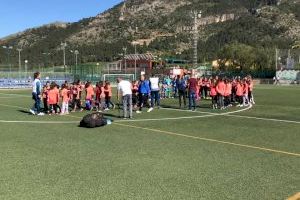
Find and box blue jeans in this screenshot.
[188,90,196,110]
[122,94,132,118]
[32,92,41,113]
[151,91,160,108]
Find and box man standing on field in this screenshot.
[188,74,198,111]
[148,74,160,112]
[30,72,44,116]
[117,77,133,119]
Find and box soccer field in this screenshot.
[0,85,299,200]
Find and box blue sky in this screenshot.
[0,0,123,38]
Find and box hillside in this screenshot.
[0,0,299,71]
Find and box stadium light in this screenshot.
[24,60,28,80]
[2,46,13,80]
[17,48,22,80]
[190,10,202,72]
[60,42,67,73]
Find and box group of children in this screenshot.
[209,75,255,109]
[41,80,114,115]
[39,74,255,115]
[152,75,255,110]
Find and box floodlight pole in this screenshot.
[191,10,201,72]
[134,26,138,80]
[275,48,278,71]
[24,60,28,80]
[2,46,13,79]
[61,42,67,73]
[74,50,79,68]
[17,48,22,80]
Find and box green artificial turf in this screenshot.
[0,85,299,200]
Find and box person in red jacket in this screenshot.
[210,79,218,109]
[242,78,250,107]
[224,78,232,107]
[247,76,255,105]
[235,79,244,107]
[216,78,226,109]
[48,82,60,114]
[188,74,198,111]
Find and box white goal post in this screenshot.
[103,74,135,85]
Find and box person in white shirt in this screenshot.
[149,74,160,112]
[117,78,133,119]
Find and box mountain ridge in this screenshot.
[0,0,299,69]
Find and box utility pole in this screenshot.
[191,10,202,73]
[24,60,28,80]
[275,48,278,71]
[134,26,138,80]
[2,46,13,80]
[61,42,67,73]
[17,48,22,80]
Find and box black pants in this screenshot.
[49,104,58,113]
[178,90,186,107]
[43,98,48,113]
[105,96,115,109]
[217,94,224,108]
[73,99,81,110]
[237,96,243,104]
[138,93,149,111]
[224,95,231,106]
[212,96,217,105]
[132,93,138,106]
[201,86,208,98]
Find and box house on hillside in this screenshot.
[120,53,156,74]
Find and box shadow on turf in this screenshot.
[18,109,32,115]
[161,104,211,109]
[103,113,122,119]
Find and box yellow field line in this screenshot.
[114,122,300,158]
[1,102,300,157]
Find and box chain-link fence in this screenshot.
[276,49,300,70]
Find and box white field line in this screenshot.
[115,106,252,122]
[226,114,300,124]
[0,92,31,97]
[0,95,299,125]
[0,120,79,124]
[162,105,300,125]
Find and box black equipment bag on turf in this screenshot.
[80,112,107,128]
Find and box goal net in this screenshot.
[103,74,135,85]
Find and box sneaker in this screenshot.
[136,110,142,114]
[147,107,154,113]
[29,109,36,115]
[104,108,110,111]
[37,112,45,116]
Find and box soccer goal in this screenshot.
[103,74,135,85]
